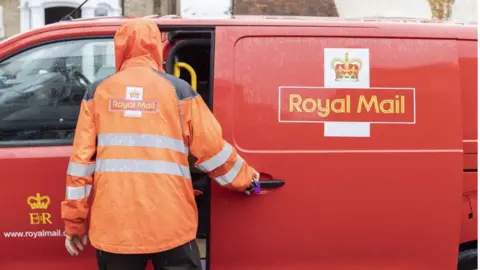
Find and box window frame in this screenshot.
[0,35,113,148]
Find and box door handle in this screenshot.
[259,180,285,189]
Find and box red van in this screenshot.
[0,15,477,270]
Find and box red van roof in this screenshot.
[1,15,477,49]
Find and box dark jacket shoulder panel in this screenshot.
[152,69,198,101]
[83,74,114,101]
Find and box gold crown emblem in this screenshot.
[331,52,362,81]
[129,89,141,99]
[27,193,51,210]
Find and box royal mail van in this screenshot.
[0,15,477,270]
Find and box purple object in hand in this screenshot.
[254,181,261,194]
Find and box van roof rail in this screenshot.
[160,14,181,19]
[142,14,180,19]
[351,16,477,25]
[143,15,160,19]
[350,16,435,23]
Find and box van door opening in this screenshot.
[163,28,215,270]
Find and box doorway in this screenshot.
[44,7,81,25]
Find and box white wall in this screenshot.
[19,0,122,32]
[0,6,4,38]
[180,0,477,22]
[335,0,432,19]
[179,0,231,18]
[332,0,476,22]
[450,0,477,22]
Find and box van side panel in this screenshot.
[210,26,463,270]
[0,147,98,270]
[458,40,478,156]
[461,178,477,244]
[458,39,478,246]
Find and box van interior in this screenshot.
[163,28,215,268]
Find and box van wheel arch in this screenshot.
[458,241,477,270]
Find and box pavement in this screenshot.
[196,239,207,270]
[196,238,207,258]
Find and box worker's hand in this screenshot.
[65,233,88,256]
[253,171,260,182]
[244,171,260,195]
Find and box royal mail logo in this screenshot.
[109,99,159,112]
[114,86,158,118]
[27,193,53,225]
[27,193,50,210]
[277,48,416,138]
[331,52,362,81]
[128,89,141,99]
[325,48,369,89]
[279,86,415,124]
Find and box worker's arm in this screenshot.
[179,91,258,192]
[61,93,97,236]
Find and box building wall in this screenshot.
[123,0,154,16]
[1,0,122,39]
[451,0,477,22]
[2,0,21,38]
[233,0,476,20]
[0,0,478,40]
[334,0,432,19]
[0,6,5,38]
[234,0,339,16]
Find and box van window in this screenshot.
[0,38,115,144]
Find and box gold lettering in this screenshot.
[286,92,407,117]
[395,95,400,113]
[317,99,330,117]
[331,98,346,114]
[380,99,394,113]
[29,213,40,224]
[401,95,405,113]
[380,95,406,114]
[357,95,379,113]
[302,98,316,113]
[138,102,153,110]
[41,213,52,224]
[346,95,351,113]
[29,213,52,225]
[289,94,302,112]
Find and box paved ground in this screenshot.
[196,238,206,258]
[196,239,207,269]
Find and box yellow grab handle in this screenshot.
[174,62,197,91]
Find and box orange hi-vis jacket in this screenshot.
[60,19,258,254]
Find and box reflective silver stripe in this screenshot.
[67,162,96,177]
[65,184,92,200]
[97,133,188,154]
[215,155,244,185]
[95,159,191,179]
[196,142,233,172]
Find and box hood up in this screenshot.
[114,18,164,72]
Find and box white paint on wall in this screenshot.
[450,0,477,22]
[334,0,432,19]
[179,0,231,18]
[177,0,476,22]
[0,6,4,38]
[19,0,122,32]
[334,0,476,22]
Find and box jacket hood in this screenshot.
[114,19,164,72]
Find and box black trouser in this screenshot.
[96,240,202,270]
